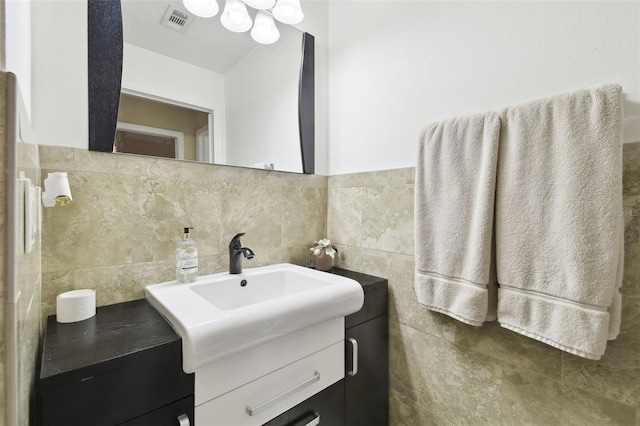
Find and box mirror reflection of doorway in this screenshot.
[115,126,181,159]
[116,92,211,161]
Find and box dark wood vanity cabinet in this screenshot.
[265,268,389,426]
[339,268,389,426]
[38,299,194,426]
[38,270,387,426]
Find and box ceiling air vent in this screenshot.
[160,5,194,33]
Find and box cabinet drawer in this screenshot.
[263,380,344,426]
[121,395,194,426]
[196,341,344,426]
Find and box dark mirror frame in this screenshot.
[88,0,315,174]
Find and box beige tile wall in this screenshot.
[1,70,42,426]
[16,141,41,426]
[35,142,640,424]
[327,148,640,425]
[39,146,327,317]
[0,68,6,426]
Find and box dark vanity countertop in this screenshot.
[329,268,388,328]
[39,298,180,391]
[329,267,388,292]
[40,270,385,392]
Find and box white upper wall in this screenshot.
[225,32,302,172]
[6,0,32,119]
[122,42,226,157]
[299,0,329,175]
[327,1,640,174]
[31,0,87,149]
[122,43,225,112]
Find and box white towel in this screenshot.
[415,113,500,326]
[495,85,624,360]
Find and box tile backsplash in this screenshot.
[39,146,327,317]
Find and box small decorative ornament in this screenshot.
[310,238,338,271]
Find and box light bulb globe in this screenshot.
[183,0,219,18]
[243,0,276,10]
[272,0,303,24]
[251,11,280,44]
[221,0,252,32]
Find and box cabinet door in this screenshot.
[262,380,344,426]
[345,314,388,426]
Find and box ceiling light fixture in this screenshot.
[183,0,304,43]
[272,0,303,25]
[243,0,276,10]
[182,0,219,18]
[251,10,280,44]
[221,0,253,32]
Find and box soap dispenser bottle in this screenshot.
[176,227,198,283]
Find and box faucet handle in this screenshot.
[230,232,246,249]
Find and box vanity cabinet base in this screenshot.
[346,314,389,425]
[263,269,389,426]
[38,300,194,426]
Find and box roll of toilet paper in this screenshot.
[56,289,96,323]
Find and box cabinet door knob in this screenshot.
[348,337,358,376]
[177,413,191,426]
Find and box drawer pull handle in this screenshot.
[177,413,190,426]
[348,337,358,376]
[305,412,320,426]
[246,371,321,416]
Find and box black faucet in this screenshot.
[229,233,255,274]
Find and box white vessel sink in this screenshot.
[145,263,364,373]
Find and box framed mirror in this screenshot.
[88,0,314,173]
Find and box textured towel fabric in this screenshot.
[495,85,624,360]
[415,113,501,326]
